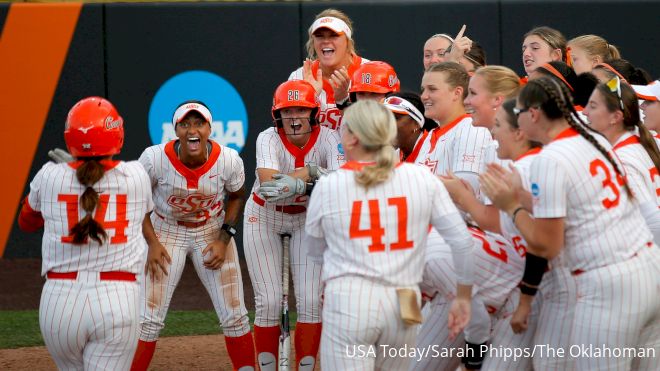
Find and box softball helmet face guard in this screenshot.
[64,96,124,158]
[271,80,320,128]
[349,61,401,97]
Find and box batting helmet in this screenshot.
[349,61,401,95]
[64,97,124,158]
[272,80,320,127]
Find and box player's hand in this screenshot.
[258,174,306,201]
[145,241,171,281]
[479,166,518,213]
[306,162,329,181]
[440,171,474,209]
[446,25,473,64]
[48,148,74,163]
[448,297,471,341]
[329,66,350,103]
[202,239,227,270]
[510,299,532,333]
[303,58,323,97]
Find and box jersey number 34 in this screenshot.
[349,197,413,252]
[58,194,129,244]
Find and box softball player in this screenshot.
[131,101,256,371]
[346,61,400,103]
[289,9,368,130]
[18,97,153,371]
[414,227,525,371]
[584,77,660,241]
[419,62,493,195]
[423,33,454,70]
[244,80,343,371]
[566,34,621,75]
[482,77,660,370]
[521,26,566,79]
[306,100,475,371]
[634,80,660,132]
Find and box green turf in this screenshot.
[0,310,296,349]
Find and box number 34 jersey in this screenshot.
[27,160,154,276]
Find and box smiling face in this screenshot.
[421,71,461,122]
[279,106,313,147]
[641,100,660,132]
[522,35,559,75]
[464,74,498,128]
[491,106,520,160]
[175,111,211,161]
[423,36,452,70]
[583,89,619,136]
[313,28,350,70]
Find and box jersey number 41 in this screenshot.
[349,197,413,253]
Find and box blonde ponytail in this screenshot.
[343,100,398,188]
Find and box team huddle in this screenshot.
[17,6,660,371]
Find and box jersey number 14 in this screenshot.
[58,194,129,244]
[349,197,413,252]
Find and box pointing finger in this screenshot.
[455,24,466,40]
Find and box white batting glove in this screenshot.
[48,148,74,163]
[258,174,306,202]
[306,162,329,181]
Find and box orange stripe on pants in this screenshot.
[0,3,81,257]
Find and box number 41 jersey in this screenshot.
[27,160,153,276]
[306,161,461,286]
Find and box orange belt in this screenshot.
[252,193,307,215]
[46,271,137,281]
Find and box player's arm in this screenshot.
[143,213,171,280]
[18,195,44,232]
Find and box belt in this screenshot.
[46,271,137,281]
[252,193,307,215]
[155,211,209,228]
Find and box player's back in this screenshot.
[531,129,651,271]
[31,161,152,275]
[312,162,451,286]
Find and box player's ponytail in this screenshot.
[71,158,107,244]
[342,100,398,188]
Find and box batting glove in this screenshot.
[258,174,306,202]
[48,148,74,163]
[306,162,329,181]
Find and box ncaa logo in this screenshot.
[531,183,540,197]
[148,70,248,152]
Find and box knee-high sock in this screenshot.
[294,322,322,371]
[254,325,280,371]
[225,332,256,370]
[130,340,157,371]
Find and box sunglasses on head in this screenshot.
[606,76,625,111]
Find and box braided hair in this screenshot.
[519,77,632,198]
[71,158,108,244]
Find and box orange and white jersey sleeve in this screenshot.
[529,128,652,272]
[250,126,344,207]
[139,140,244,225]
[415,115,492,177]
[306,162,465,286]
[288,55,369,130]
[613,132,660,206]
[28,161,153,276]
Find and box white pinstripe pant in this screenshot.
[321,277,420,371]
[40,273,139,371]
[138,215,250,341]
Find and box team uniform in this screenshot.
[529,127,660,370]
[414,227,524,371]
[289,55,368,130]
[306,161,475,371]
[136,140,254,361]
[20,160,153,371]
[414,114,492,194]
[244,124,343,369]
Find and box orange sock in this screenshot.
[130,340,157,371]
[225,332,256,370]
[294,322,322,371]
[254,325,280,370]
